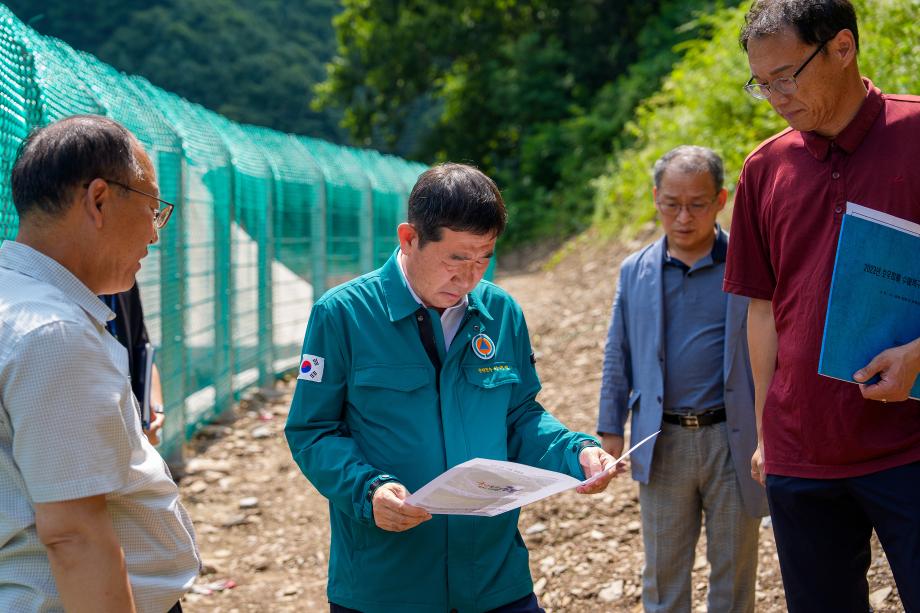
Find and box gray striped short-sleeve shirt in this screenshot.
[0,241,200,613]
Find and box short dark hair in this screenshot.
[11,114,142,219]
[740,0,859,52]
[407,163,507,247]
[653,145,725,192]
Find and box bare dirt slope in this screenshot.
[180,229,901,612]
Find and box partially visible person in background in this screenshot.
[101,282,166,445]
[598,145,766,613]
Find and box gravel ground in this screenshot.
[178,228,901,612]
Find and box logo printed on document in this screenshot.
[471,333,496,360]
[298,354,325,382]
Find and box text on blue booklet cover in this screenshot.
[819,211,920,400]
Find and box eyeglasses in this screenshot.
[744,39,829,100]
[656,197,718,218]
[85,178,175,229]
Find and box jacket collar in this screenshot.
[659,224,728,267]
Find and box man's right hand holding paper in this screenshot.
[372,482,431,532]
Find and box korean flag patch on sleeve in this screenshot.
[298,354,325,382]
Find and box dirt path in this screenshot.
[179,229,901,612]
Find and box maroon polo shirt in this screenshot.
[725,79,920,479]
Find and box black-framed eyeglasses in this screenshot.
[744,39,829,100]
[656,196,718,218]
[85,179,174,229]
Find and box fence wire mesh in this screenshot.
[0,9,434,460]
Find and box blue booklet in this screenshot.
[818,203,920,399]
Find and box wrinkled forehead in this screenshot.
[746,26,809,76]
[430,227,497,256]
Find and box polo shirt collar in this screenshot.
[662,224,727,269]
[802,78,883,160]
[0,240,114,325]
[379,249,494,322]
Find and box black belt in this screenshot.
[662,407,726,429]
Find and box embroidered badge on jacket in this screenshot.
[471,333,496,360]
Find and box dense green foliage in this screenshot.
[593,0,920,235]
[5,0,344,141]
[317,0,741,245]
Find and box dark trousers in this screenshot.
[766,461,920,613]
[330,591,544,613]
[167,603,183,613]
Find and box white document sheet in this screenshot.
[405,430,659,516]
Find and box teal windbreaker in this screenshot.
[285,252,598,612]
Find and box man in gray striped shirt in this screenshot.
[0,115,199,612]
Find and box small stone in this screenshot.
[187,480,208,494]
[251,426,272,439]
[239,497,259,509]
[626,520,641,533]
[221,514,249,527]
[198,425,232,438]
[693,555,707,571]
[525,522,547,535]
[533,577,547,596]
[869,587,892,609]
[589,529,605,540]
[598,580,623,602]
[213,549,232,558]
[185,458,232,474]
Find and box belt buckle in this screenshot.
[680,414,700,429]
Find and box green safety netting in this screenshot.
[0,7,428,459]
[242,125,326,372]
[0,5,38,241]
[300,136,372,285]
[133,80,236,433]
[351,147,408,267]
[203,110,273,396]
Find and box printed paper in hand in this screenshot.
[405,430,659,516]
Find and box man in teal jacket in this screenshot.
[286,163,617,613]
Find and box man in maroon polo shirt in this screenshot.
[725,1,920,611]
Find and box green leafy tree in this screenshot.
[5,0,344,140]
[592,0,920,237]
[316,0,739,244]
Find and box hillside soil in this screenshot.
[179,228,901,612]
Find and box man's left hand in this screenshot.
[853,337,920,402]
[575,447,620,494]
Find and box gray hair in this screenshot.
[653,145,724,191]
[12,114,143,220]
[740,0,859,52]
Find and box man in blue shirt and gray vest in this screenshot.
[286,163,619,613]
[597,146,768,613]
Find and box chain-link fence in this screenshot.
[0,8,429,462]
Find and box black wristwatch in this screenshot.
[366,474,400,502]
